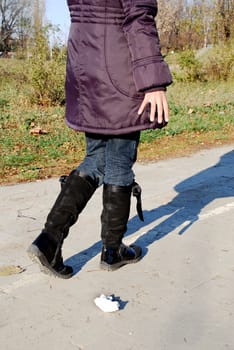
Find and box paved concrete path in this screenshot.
[0,145,234,350]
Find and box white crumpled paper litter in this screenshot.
[94,294,120,313]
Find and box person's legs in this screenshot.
[28,133,106,278]
[76,133,106,186]
[100,132,143,271]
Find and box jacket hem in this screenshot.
[65,118,161,135]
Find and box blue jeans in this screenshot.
[77,132,140,186]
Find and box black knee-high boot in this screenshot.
[100,184,143,271]
[27,170,97,278]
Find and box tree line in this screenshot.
[0,0,45,56]
[0,0,234,56]
[157,0,234,51]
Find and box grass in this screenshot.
[0,59,234,185]
[0,106,86,183]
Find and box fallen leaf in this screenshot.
[0,265,26,276]
[188,108,194,114]
[30,127,48,135]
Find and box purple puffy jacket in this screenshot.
[65,0,172,135]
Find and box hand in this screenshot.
[138,90,169,123]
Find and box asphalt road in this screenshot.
[0,144,233,350]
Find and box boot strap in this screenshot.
[132,182,144,221]
[59,175,67,188]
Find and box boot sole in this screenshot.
[100,255,142,272]
[27,244,73,279]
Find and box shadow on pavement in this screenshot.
[65,150,234,276]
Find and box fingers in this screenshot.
[138,97,147,116]
[156,97,163,123]
[138,91,169,124]
[162,94,169,122]
[150,100,156,122]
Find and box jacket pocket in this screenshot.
[104,24,143,100]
